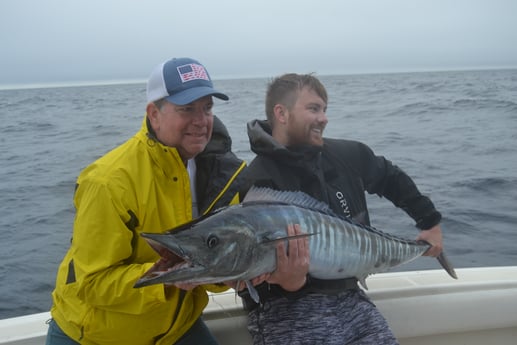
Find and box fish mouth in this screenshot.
[134,234,205,288]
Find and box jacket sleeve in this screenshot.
[355,142,442,230]
[71,178,172,314]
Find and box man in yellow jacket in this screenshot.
[46,57,246,345]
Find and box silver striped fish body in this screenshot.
[135,187,454,289]
[247,203,429,281]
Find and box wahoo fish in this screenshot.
[134,187,457,299]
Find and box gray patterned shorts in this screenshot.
[247,290,399,345]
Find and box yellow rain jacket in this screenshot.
[50,116,246,344]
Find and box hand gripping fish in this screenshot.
[134,187,457,301]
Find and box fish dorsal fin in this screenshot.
[244,187,422,247]
[243,186,335,215]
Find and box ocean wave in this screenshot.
[387,101,452,117]
[452,98,517,113]
[452,176,516,193]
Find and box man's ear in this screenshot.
[273,104,288,125]
[146,102,159,124]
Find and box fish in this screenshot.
[134,186,457,301]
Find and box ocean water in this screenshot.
[1,69,516,319]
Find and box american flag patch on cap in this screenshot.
[177,63,210,83]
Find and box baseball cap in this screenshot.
[146,57,229,105]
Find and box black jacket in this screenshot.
[241,119,441,230]
[195,115,245,214]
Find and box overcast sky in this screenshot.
[1,0,516,88]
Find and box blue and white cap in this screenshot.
[146,57,229,105]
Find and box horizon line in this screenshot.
[1,65,516,91]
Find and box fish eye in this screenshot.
[206,235,219,248]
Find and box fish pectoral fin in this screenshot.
[245,280,260,303]
[260,232,319,245]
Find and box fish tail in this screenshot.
[437,251,458,279]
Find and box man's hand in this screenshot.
[267,224,310,291]
[416,224,443,257]
[230,224,310,292]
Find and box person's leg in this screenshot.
[247,291,398,345]
[247,295,332,345]
[45,319,80,345]
[343,291,399,345]
[174,318,219,345]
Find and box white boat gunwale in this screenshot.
[1,266,516,345]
